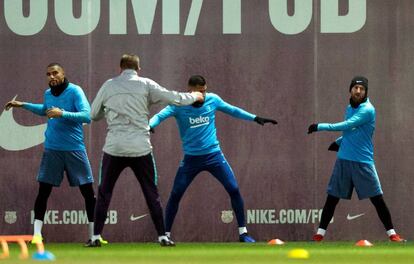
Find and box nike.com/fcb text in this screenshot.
[30,210,118,225]
[246,209,334,224]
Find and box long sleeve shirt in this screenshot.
[22,83,91,151]
[150,93,256,156]
[91,69,198,157]
[317,98,375,164]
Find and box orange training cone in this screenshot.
[268,238,285,245]
[355,240,373,247]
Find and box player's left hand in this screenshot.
[46,107,63,118]
[307,123,318,134]
[328,142,340,152]
[254,116,277,126]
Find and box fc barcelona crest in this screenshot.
[221,210,234,224]
[4,211,17,224]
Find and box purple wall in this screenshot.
[1,0,413,242]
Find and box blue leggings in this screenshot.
[165,151,245,232]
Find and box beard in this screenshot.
[49,79,63,87]
[350,95,367,108]
[49,78,69,96]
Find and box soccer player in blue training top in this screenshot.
[308,76,405,242]
[4,63,96,245]
[149,75,277,243]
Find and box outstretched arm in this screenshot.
[148,81,203,106]
[216,96,277,125]
[149,106,176,130]
[22,102,47,116]
[5,98,46,116]
[216,96,256,121]
[308,107,373,134]
[318,108,373,132]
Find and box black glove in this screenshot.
[254,116,278,126]
[307,123,318,134]
[149,127,155,134]
[328,142,340,152]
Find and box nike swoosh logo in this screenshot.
[190,122,209,128]
[347,213,365,220]
[0,96,46,151]
[130,214,148,221]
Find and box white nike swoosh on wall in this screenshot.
[130,214,148,221]
[346,213,365,220]
[0,95,46,151]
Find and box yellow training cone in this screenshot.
[287,248,310,259]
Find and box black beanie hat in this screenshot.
[349,76,368,92]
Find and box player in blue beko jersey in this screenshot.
[150,75,277,243]
[308,76,405,242]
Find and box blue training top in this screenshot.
[149,93,256,156]
[317,98,375,164]
[22,83,91,151]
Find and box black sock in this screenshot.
[34,182,53,220]
[319,195,340,230]
[370,195,394,231]
[79,183,96,222]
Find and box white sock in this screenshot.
[158,235,168,242]
[239,227,248,235]
[34,220,43,236]
[92,234,101,241]
[88,222,94,239]
[386,229,396,236]
[165,232,171,238]
[317,228,326,236]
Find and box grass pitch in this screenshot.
[2,241,413,263]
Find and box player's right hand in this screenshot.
[149,127,155,133]
[191,91,204,103]
[307,123,318,134]
[4,100,24,110]
[254,116,278,126]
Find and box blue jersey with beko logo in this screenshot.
[149,93,256,155]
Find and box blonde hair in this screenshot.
[120,54,140,70]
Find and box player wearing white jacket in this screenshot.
[88,54,203,247]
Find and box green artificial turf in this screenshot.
[1,242,413,264]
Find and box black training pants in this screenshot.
[93,152,165,236]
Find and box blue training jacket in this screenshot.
[149,93,256,156]
[23,83,91,151]
[317,98,375,164]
